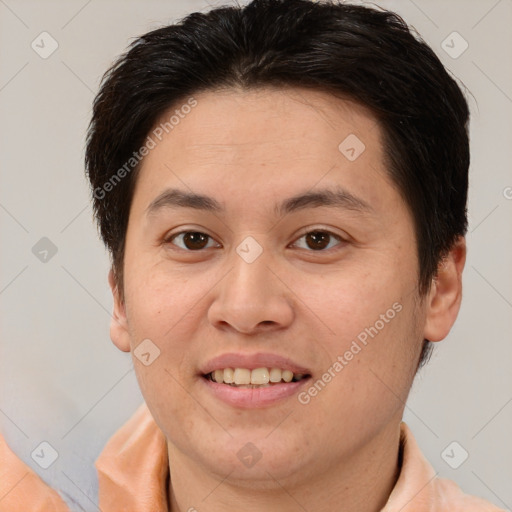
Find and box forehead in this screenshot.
[132,86,395,216]
[153,87,380,160]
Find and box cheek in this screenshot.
[294,260,421,417]
[299,258,414,345]
[123,268,204,438]
[122,258,203,408]
[123,256,202,343]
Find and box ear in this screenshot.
[108,268,131,352]
[423,237,466,342]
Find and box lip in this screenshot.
[200,375,311,409]
[199,352,312,376]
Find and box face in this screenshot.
[109,87,464,487]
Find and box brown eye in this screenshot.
[293,230,343,251]
[167,231,218,251]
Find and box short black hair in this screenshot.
[85,0,470,370]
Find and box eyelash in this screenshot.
[164,229,346,253]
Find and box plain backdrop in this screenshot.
[1,0,511,510]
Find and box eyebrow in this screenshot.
[145,186,373,218]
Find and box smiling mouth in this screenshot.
[202,367,311,388]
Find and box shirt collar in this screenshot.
[95,402,170,511]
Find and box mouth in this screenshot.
[199,365,312,408]
[202,367,311,388]
[198,352,313,408]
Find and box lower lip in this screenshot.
[200,375,311,409]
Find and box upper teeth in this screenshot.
[210,368,305,385]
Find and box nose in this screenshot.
[207,242,294,335]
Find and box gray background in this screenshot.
[0,0,511,510]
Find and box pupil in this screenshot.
[184,232,208,250]
[306,231,329,250]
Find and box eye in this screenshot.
[164,229,345,252]
[291,229,345,251]
[165,231,220,251]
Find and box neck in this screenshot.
[167,421,402,512]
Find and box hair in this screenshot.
[85,0,470,370]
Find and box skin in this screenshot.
[108,87,466,512]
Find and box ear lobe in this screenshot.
[108,268,131,352]
[423,237,467,342]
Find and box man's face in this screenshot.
[112,87,428,484]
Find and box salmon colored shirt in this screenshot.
[0,402,505,511]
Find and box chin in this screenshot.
[199,433,310,484]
